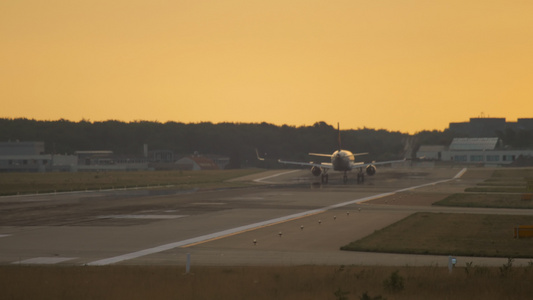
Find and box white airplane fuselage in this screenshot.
[331,150,355,171]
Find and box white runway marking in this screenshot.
[15,257,76,265]
[253,170,301,183]
[88,209,325,266]
[98,215,186,220]
[453,168,467,179]
[87,169,466,266]
[0,234,11,238]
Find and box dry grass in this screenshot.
[342,213,533,258]
[2,265,533,300]
[436,167,533,208]
[435,193,533,209]
[0,169,262,195]
[491,168,533,179]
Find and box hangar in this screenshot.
[175,155,219,171]
[0,141,76,172]
[417,137,533,165]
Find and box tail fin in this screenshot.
[337,123,342,151]
[255,149,265,161]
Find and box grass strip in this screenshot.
[436,168,533,209]
[341,212,533,258]
[435,193,533,209]
[2,265,533,300]
[465,187,529,193]
[0,169,263,196]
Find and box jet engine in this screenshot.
[311,166,322,176]
[365,165,377,176]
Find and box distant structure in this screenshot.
[416,145,445,160]
[0,141,44,155]
[0,141,76,172]
[147,149,177,170]
[175,154,219,171]
[0,141,231,172]
[449,118,533,137]
[148,150,174,163]
[417,137,533,165]
[74,150,148,171]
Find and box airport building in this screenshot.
[0,141,77,172]
[74,150,149,171]
[417,137,533,166]
[449,117,533,137]
[0,142,149,172]
[175,155,220,171]
[0,141,232,172]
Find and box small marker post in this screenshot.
[186,253,191,274]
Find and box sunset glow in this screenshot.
[1,1,532,133]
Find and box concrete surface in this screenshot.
[1,166,532,267]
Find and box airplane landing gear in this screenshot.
[357,172,365,184]
[321,174,329,184]
[343,172,348,184]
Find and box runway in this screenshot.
[1,167,532,267]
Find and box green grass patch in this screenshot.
[0,169,263,196]
[341,213,533,258]
[435,193,533,209]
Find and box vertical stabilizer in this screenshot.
[337,123,342,151]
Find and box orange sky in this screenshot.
[1,1,532,133]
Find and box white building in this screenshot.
[0,141,77,172]
[417,138,533,166]
[175,156,219,171]
[416,145,445,160]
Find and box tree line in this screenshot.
[1,118,531,168]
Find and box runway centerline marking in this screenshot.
[182,210,324,248]
[87,169,466,266]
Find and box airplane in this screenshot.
[264,124,404,184]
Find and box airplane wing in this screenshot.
[349,159,406,169]
[278,159,334,169]
[351,152,369,157]
[309,152,368,158]
[308,153,332,158]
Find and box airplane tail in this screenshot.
[338,123,367,157]
[337,123,342,151]
[255,149,265,161]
